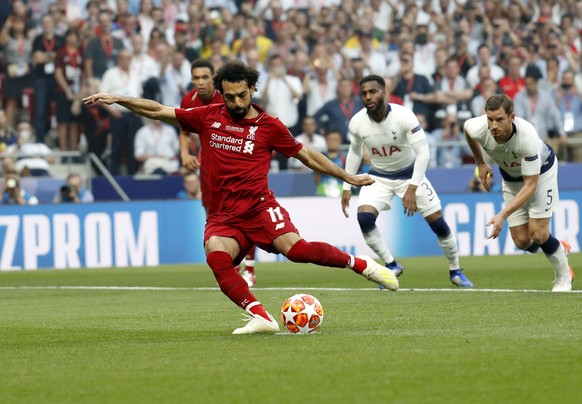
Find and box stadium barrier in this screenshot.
[0,193,579,271]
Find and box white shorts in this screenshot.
[358,175,442,217]
[502,158,559,227]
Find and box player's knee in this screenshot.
[357,212,377,234]
[429,216,451,238]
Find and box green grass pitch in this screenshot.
[1,253,581,403]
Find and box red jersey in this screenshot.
[176,104,303,217]
[180,88,224,109]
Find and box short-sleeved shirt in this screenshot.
[31,34,64,77]
[180,89,224,109]
[180,89,224,209]
[464,115,552,181]
[348,104,425,175]
[84,35,124,79]
[175,104,303,217]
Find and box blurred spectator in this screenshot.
[0,108,17,152]
[498,55,526,99]
[433,114,466,168]
[383,76,404,105]
[6,120,54,177]
[434,56,474,128]
[303,55,338,118]
[241,48,267,94]
[538,56,561,95]
[80,78,110,172]
[1,171,38,205]
[46,2,70,36]
[514,65,566,155]
[288,116,326,171]
[160,50,191,107]
[471,77,499,117]
[258,53,303,134]
[0,15,33,131]
[134,119,179,175]
[411,24,438,80]
[53,172,94,203]
[129,32,159,86]
[451,31,475,78]
[416,113,438,168]
[393,52,437,129]
[31,14,63,144]
[54,28,83,157]
[137,0,155,45]
[176,171,201,200]
[99,48,143,175]
[314,130,347,197]
[466,43,505,88]
[113,13,139,51]
[575,53,582,95]
[172,19,199,62]
[231,18,273,64]
[84,9,124,79]
[342,29,386,76]
[556,69,582,162]
[314,78,363,143]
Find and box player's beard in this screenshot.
[366,99,384,120]
[228,105,250,120]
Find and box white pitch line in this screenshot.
[0,286,580,293]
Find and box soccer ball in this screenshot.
[281,294,324,334]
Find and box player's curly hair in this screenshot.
[213,60,260,94]
[359,74,385,88]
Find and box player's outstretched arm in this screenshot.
[83,93,179,126]
[294,145,374,187]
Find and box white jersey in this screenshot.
[464,115,553,181]
[345,104,428,187]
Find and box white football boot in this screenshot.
[360,255,399,291]
[232,313,279,335]
[552,241,574,292]
[241,270,256,288]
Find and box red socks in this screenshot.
[206,251,269,320]
[286,239,366,273]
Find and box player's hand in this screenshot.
[182,154,200,171]
[341,190,351,218]
[346,174,374,187]
[477,163,493,192]
[486,214,504,239]
[83,92,118,105]
[402,186,417,217]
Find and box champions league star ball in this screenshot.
[281,294,323,334]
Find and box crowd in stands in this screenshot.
[0,0,581,184]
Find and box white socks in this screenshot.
[438,233,460,270]
[363,226,395,264]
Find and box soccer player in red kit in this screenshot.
[84,61,398,334]
[181,58,258,287]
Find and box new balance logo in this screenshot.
[211,122,221,128]
[275,223,285,230]
[243,140,255,154]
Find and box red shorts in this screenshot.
[204,194,299,264]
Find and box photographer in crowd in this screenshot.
[53,172,94,203]
[1,171,39,205]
